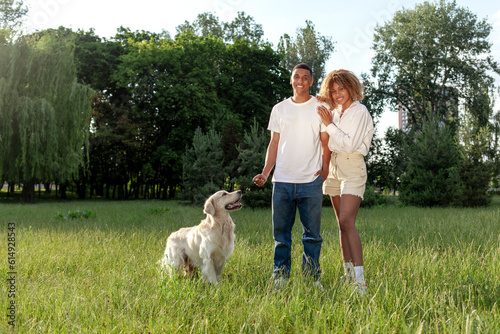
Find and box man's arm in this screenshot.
[315,131,331,180]
[253,131,280,187]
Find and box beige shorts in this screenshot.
[323,152,367,199]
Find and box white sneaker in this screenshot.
[273,277,288,290]
[353,281,367,296]
[339,275,354,285]
[313,280,325,292]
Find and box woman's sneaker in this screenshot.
[353,281,367,296]
[339,275,354,285]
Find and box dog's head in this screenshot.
[203,190,243,216]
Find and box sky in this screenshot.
[21,0,500,134]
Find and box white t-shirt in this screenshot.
[267,97,327,183]
[325,101,374,156]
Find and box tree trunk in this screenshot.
[60,183,67,200]
[8,182,15,197]
[117,183,125,200]
[22,179,35,204]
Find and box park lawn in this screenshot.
[0,197,499,333]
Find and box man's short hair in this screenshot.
[292,63,313,77]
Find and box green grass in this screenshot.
[0,197,499,333]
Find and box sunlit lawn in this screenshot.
[0,196,499,333]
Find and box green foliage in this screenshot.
[110,29,288,199]
[182,127,225,203]
[365,1,500,205]
[399,111,493,208]
[0,32,94,202]
[234,119,272,207]
[360,185,388,208]
[55,209,96,219]
[490,111,500,177]
[372,127,408,195]
[453,113,493,207]
[400,116,460,207]
[176,11,263,44]
[148,207,170,215]
[277,20,335,95]
[0,0,27,31]
[370,0,499,130]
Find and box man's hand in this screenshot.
[252,174,268,187]
[315,170,328,181]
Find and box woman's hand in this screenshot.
[317,105,333,127]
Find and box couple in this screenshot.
[253,63,374,294]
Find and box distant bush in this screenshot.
[241,188,272,208]
[361,185,388,208]
[149,207,171,215]
[56,210,95,219]
[321,186,388,208]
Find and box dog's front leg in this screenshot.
[201,258,217,284]
[213,257,226,281]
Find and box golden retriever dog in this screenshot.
[159,190,242,284]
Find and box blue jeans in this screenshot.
[272,176,323,280]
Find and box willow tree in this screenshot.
[0,0,27,42]
[0,33,94,202]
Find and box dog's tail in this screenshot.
[158,256,174,277]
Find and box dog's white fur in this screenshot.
[159,190,242,284]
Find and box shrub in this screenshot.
[361,185,388,208]
[55,210,95,219]
[234,119,272,208]
[182,127,225,203]
[400,117,460,207]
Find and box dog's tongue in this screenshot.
[226,202,242,210]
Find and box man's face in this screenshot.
[290,68,313,95]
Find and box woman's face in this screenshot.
[331,82,353,110]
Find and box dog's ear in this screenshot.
[203,197,216,216]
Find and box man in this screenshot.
[253,63,330,289]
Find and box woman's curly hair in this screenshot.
[319,69,363,110]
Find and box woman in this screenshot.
[317,69,374,295]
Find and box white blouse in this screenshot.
[325,101,374,156]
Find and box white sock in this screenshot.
[344,262,354,278]
[354,266,365,284]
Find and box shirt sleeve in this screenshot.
[325,104,374,154]
[267,106,280,133]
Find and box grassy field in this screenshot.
[0,196,499,333]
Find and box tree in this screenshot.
[176,12,224,39]
[176,11,263,44]
[399,115,460,207]
[182,127,225,203]
[0,32,94,202]
[0,0,27,28]
[234,119,272,207]
[223,11,264,43]
[71,28,144,199]
[490,111,500,185]
[370,0,499,131]
[112,29,289,199]
[454,112,492,206]
[113,32,227,198]
[375,128,407,195]
[0,0,27,42]
[277,20,335,95]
